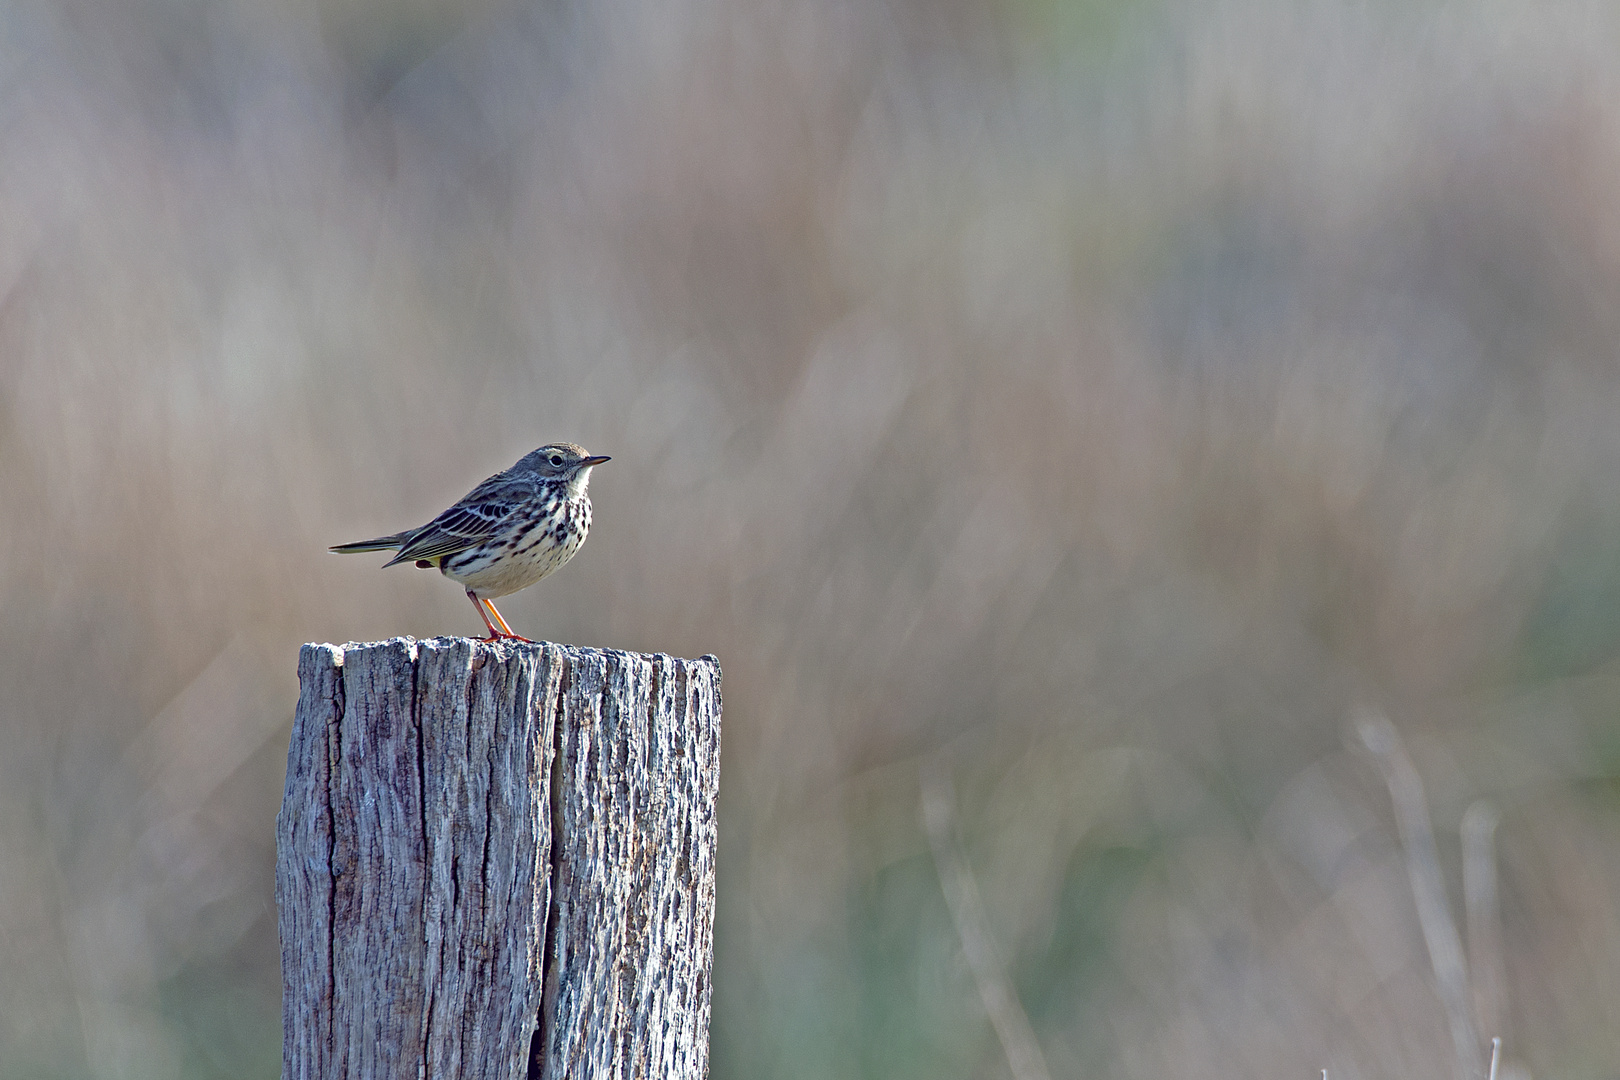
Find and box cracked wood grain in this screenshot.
[275,638,721,1080]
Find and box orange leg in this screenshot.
[488,600,536,643]
[467,590,502,639]
[466,591,534,643]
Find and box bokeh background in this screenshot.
[4,0,1620,1076]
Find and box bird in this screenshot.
[330,443,610,642]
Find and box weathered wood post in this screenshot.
[275,637,722,1080]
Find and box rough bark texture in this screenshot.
[275,638,722,1080]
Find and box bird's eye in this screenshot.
[549,455,564,467]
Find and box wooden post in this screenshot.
[275,637,722,1080]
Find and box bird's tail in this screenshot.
[329,532,411,555]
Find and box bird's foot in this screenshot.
[478,632,537,644]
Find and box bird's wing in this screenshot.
[385,477,527,565]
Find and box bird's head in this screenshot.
[518,443,610,495]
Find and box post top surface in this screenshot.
[299,636,720,672]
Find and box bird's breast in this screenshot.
[439,495,592,598]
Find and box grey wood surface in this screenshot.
[275,638,722,1080]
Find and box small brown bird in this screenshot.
[331,443,610,641]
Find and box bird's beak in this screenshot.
[580,455,611,467]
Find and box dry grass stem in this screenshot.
[1463,802,1507,1046]
[921,761,1055,1080]
[1355,710,1486,1080]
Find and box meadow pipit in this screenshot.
[331,443,610,641]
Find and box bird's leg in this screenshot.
[483,598,535,643]
[467,590,503,640]
[466,591,534,643]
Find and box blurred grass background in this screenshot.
[3,0,1620,1076]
